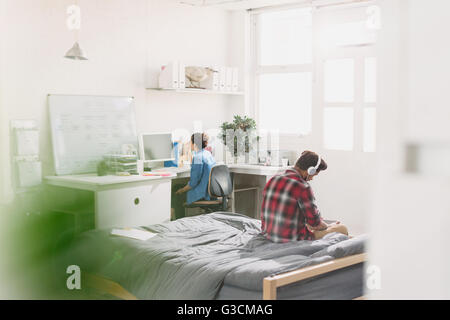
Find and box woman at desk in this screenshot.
[172,132,216,220]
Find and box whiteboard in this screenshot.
[48,95,138,176]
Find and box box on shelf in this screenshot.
[158,61,180,89]
[219,66,227,91]
[200,66,220,90]
[232,67,239,92]
[158,63,239,92]
[226,67,233,92]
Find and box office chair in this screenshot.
[184,164,233,214]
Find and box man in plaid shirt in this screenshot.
[261,151,348,242]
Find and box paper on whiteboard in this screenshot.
[110,228,157,241]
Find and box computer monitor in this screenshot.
[139,132,174,163]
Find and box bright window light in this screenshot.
[321,21,377,48]
[259,8,312,66]
[324,59,355,103]
[259,72,312,134]
[363,107,376,152]
[365,57,377,103]
[323,107,354,151]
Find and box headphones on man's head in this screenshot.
[307,155,322,176]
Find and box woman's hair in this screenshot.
[295,150,327,172]
[191,132,209,150]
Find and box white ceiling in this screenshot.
[178,0,310,11]
[178,0,371,11]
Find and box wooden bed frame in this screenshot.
[262,253,367,300]
[84,253,366,300]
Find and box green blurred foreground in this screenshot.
[0,189,110,299]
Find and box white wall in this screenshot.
[368,0,450,299]
[0,0,7,204]
[0,0,244,202]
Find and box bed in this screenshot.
[63,212,367,300]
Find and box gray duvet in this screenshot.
[65,212,366,299]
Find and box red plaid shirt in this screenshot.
[260,169,322,242]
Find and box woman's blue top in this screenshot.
[187,149,216,204]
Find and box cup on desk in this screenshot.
[281,158,289,167]
[137,160,144,175]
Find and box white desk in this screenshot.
[154,166,191,178]
[44,165,290,231]
[157,164,291,218]
[45,173,176,230]
[228,164,290,176]
[155,164,290,178]
[229,164,290,218]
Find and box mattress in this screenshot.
[62,212,367,299]
[216,263,364,300]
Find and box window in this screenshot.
[324,58,355,103]
[363,107,376,152]
[255,8,313,135]
[364,57,377,103]
[259,8,312,66]
[316,5,379,152]
[363,57,377,152]
[323,107,354,151]
[320,21,377,48]
[259,73,312,134]
[252,4,379,149]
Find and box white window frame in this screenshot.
[247,3,314,137]
[316,4,378,152]
[248,0,379,151]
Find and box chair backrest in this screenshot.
[208,164,233,198]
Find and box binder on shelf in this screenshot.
[232,68,239,92]
[200,70,213,90]
[219,66,227,91]
[201,65,220,91]
[212,65,220,91]
[158,61,179,89]
[178,63,186,89]
[226,67,233,92]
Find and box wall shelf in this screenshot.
[146,88,244,96]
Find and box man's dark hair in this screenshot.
[191,132,209,150]
[295,150,327,173]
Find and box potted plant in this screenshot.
[219,115,258,164]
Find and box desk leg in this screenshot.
[231,174,236,213]
[255,187,261,219]
[231,173,265,218]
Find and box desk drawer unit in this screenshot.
[95,179,171,229]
